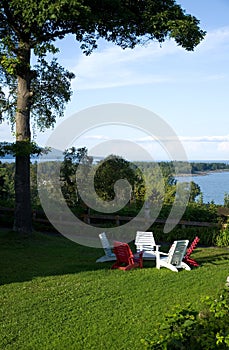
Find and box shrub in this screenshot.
[141,287,229,349]
[153,225,218,246]
[216,224,229,247]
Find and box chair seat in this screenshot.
[142,251,157,259]
[112,241,143,271]
[96,254,116,263]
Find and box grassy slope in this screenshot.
[0,230,228,350]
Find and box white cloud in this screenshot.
[136,135,229,160]
[77,131,229,144]
[137,135,229,143]
[68,25,229,90]
[180,135,229,143]
[72,131,229,161]
[71,40,177,90]
[198,26,229,52]
[218,141,229,152]
[83,134,110,141]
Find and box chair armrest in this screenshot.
[155,245,168,256]
[134,250,143,259]
[133,250,143,268]
[157,251,168,256]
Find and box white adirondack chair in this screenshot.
[96,232,116,263]
[156,240,191,272]
[135,231,160,260]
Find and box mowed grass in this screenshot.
[0,230,228,350]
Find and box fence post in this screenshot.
[83,214,90,224]
[115,215,120,226]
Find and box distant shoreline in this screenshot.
[176,169,229,177]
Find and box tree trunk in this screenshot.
[13,42,32,234]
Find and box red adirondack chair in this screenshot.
[111,241,143,271]
[183,236,200,267]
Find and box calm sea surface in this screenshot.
[176,171,229,205]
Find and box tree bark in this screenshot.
[13,42,32,234]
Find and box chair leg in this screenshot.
[156,252,161,269]
[124,263,139,270]
[181,262,191,271]
[184,257,199,267]
[111,262,119,269]
[157,261,179,272]
[167,264,179,272]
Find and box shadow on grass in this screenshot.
[0,229,228,285]
[196,250,229,266]
[0,229,113,285]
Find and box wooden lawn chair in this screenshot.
[183,236,200,267]
[135,231,159,259]
[96,232,116,263]
[156,240,191,272]
[112,241,143,271]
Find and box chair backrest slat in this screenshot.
[185,236,200,258]
[135,231,156,251]
[99,232,113,257]
[168,240,189,266]
[183,236,200,267]
[113,241,134,265]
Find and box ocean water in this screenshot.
[176,171,229,205]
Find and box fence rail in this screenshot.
[0,206,220,228]
[80,213,219,228]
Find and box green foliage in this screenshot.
[216,223,229,247]
[0,0,205,127]
[1,1,206,51]
[0,160,42,209]
[157,202,218,223]
[0,156,226,246]
[142,288,229,349]
[224,193,229,208]
[1,1,206,233]
[191,162,229,173]
[134,162,174,205]
[136,161,196,206]
[60,147,93,207]
[0,54,20,75]
[0,161,15,206]
[60,150,146,208]
[31,58,75,130]
[152,224,218,246]
[182,202,218,222]
[0,56,75,132]
[94,155,141,202]
[0,141,45,157]
[189,181,201,202]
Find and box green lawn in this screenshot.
[0,229,228,350]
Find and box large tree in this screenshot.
[0,0,205,234]
[94,155,140,202]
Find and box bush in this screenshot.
[153,225,218,246]
[216,224,229,247]
[141,287,229,349]
[182,202,218,222]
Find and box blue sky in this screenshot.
[1,0,229,161]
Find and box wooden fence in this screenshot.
[80,213,219,228]
[0,206,220,229]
